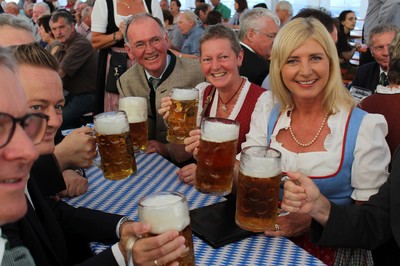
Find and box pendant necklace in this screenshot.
[118,0,131,9]
[218,78,245,112]
[288,110,328,147]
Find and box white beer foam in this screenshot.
[119,97,147,110]
[121,109,147,123]
[94,112,129,135]
[171,88,198,101]
[240,149,281,178]
[202,121,239,142]
[140,194,190,234]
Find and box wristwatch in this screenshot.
[119,216,133,225]
[74,168,86,178]
[118,216,133,238]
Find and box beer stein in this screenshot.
[119,97,148,153]
[235,146,284,232]
[138,192,195,266]
[93,111,136,180]
[166,88,199,144]
[195,117,239,196]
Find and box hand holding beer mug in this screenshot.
[119,97,148,153]
[93,111,137,180]
[166,88,199,144]
[138,192,195,266]
[235,146,286,232]
[195,118,239,196]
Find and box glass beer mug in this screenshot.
[235,146,284,232]
[138,192,195,266]
[166,88,199,144]
[93,111,137,180]
[119,97,148,153]
[195,117,239,196]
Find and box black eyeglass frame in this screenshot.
[0,112,49,149]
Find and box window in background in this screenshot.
[182,0,367,29]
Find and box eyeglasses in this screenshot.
[0,112,49,149]
[132,35,165,50]
[254,30,277,40]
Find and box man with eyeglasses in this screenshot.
[2,43,187,266]
[0,47,47,265]
[237,8,280,87]
[351,24,399,93]
[117,13,204,164]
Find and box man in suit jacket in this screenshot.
[237,8,280,87]
[2,43,187,266]
[351,24,398,93]
[281,147,400,265]
[118,13,204,163]
[0,46,41,265]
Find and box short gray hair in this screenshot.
[238,8,280,41]
[179,10,199,23]
[33,2,51,14]
[81,6,93,18]
[276,1,293,16]
[0,13,35,34]
[367,24,399,47]
[124,13,166,44]
[0,46,17,74]
[200,24,241,56]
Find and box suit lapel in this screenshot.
[26,179,65,265]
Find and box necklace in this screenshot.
[118,0,131,9]
[218,78,245,112]
[288,110,328,147]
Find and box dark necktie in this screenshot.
[379,72,388,86]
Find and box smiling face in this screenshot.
[125,18,169,78]
[19,64,64,155]
[200,38,243,90]
[0,65,39,225]
[281,39,329,103]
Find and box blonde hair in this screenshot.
[270,17,355,114]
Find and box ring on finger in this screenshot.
[275,224,280,231]
[154,259,158,266]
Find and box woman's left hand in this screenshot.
[263,213,311,237]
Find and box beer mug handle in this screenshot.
[126,235,142,266]
[278,175,292,217]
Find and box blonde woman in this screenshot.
[241,17,390,265]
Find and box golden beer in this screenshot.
[94,111,137,180]
[166,88,199,144]
[235,146,282,232]
[119,97,148,153]
[139,192,195,266]
[195,118,239,196]
[129,121,148,152]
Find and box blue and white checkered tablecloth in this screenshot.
[64,153,325,266]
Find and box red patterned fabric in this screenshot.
[291,233,336,266]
